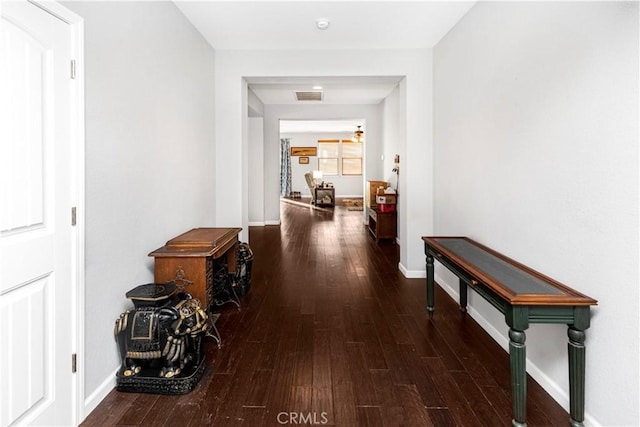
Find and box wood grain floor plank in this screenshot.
[244,368,273,408]
[239,406,266,426]
[396,343,447,408]
[113,393,158,426]
[311,387,334,426]
[356,406,384,427]
[138,395,180,426]
[370,369,408,426]
[397,383,434,426]
[345,342,379,407]
[449,370,506,426]
[81,201,570,427]
[187,372,233,427]
[422,356,483,427]
[313,329,332,389]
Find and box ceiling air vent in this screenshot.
[295,91,323,101]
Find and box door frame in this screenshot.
[26,0,86,423]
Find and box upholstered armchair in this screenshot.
[304,171,316,204]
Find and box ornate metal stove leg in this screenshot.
[206,312,222,348]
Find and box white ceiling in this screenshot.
[246,75,402,105]
[174,1,476,51]
[174,1,476,109]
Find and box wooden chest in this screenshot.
[148,227,241,309]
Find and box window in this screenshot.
[317,139,362,176]
[341,140,363,175]
[317,140,339,175]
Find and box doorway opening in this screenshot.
[279,119,366,210]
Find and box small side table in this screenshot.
[313,187,335,206]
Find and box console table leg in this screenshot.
[568,327,586,427]
[509,328,527,427]
[459,278,468,313]
[426,254,435,318]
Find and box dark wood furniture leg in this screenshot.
[568,326,586,427]
[426,254,435,318]
[568,307,590,427]
[509,327,528,427]
[507,307,529,427]
[459,278,468,313]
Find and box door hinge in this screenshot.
[72,353,77,373]
[71,207,77,226]
[70,60,76,79]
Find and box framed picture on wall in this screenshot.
[291,147,317,156]
[299,156,309,164]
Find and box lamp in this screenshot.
[312,170,323,187]
[352,125,364,143]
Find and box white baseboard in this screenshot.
[265,220,281,226]
[248,221,265,227]
[83,368,117,421]
[398,262,426,279]
[433,273,600,427]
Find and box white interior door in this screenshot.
[0,1,77,425]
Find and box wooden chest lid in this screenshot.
[166,228,239,248]
[149,227,242,257]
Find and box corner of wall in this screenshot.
[398,262,426,279]
[82,368,118,422]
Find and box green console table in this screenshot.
[422,237,597,427]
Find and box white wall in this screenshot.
[281,132,366,199]
[380,86,401,245]
[381,86,400,190]
[248,117,265,225]
[62,1,216,416]
[214,49,432,267]
[433,2,638,425]
[248,88,264,117]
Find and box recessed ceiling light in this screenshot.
[316,19,330,30]
[312,85,323,90]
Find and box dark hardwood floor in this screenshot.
[82,199,569,426]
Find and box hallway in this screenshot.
[82,201,568,426]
